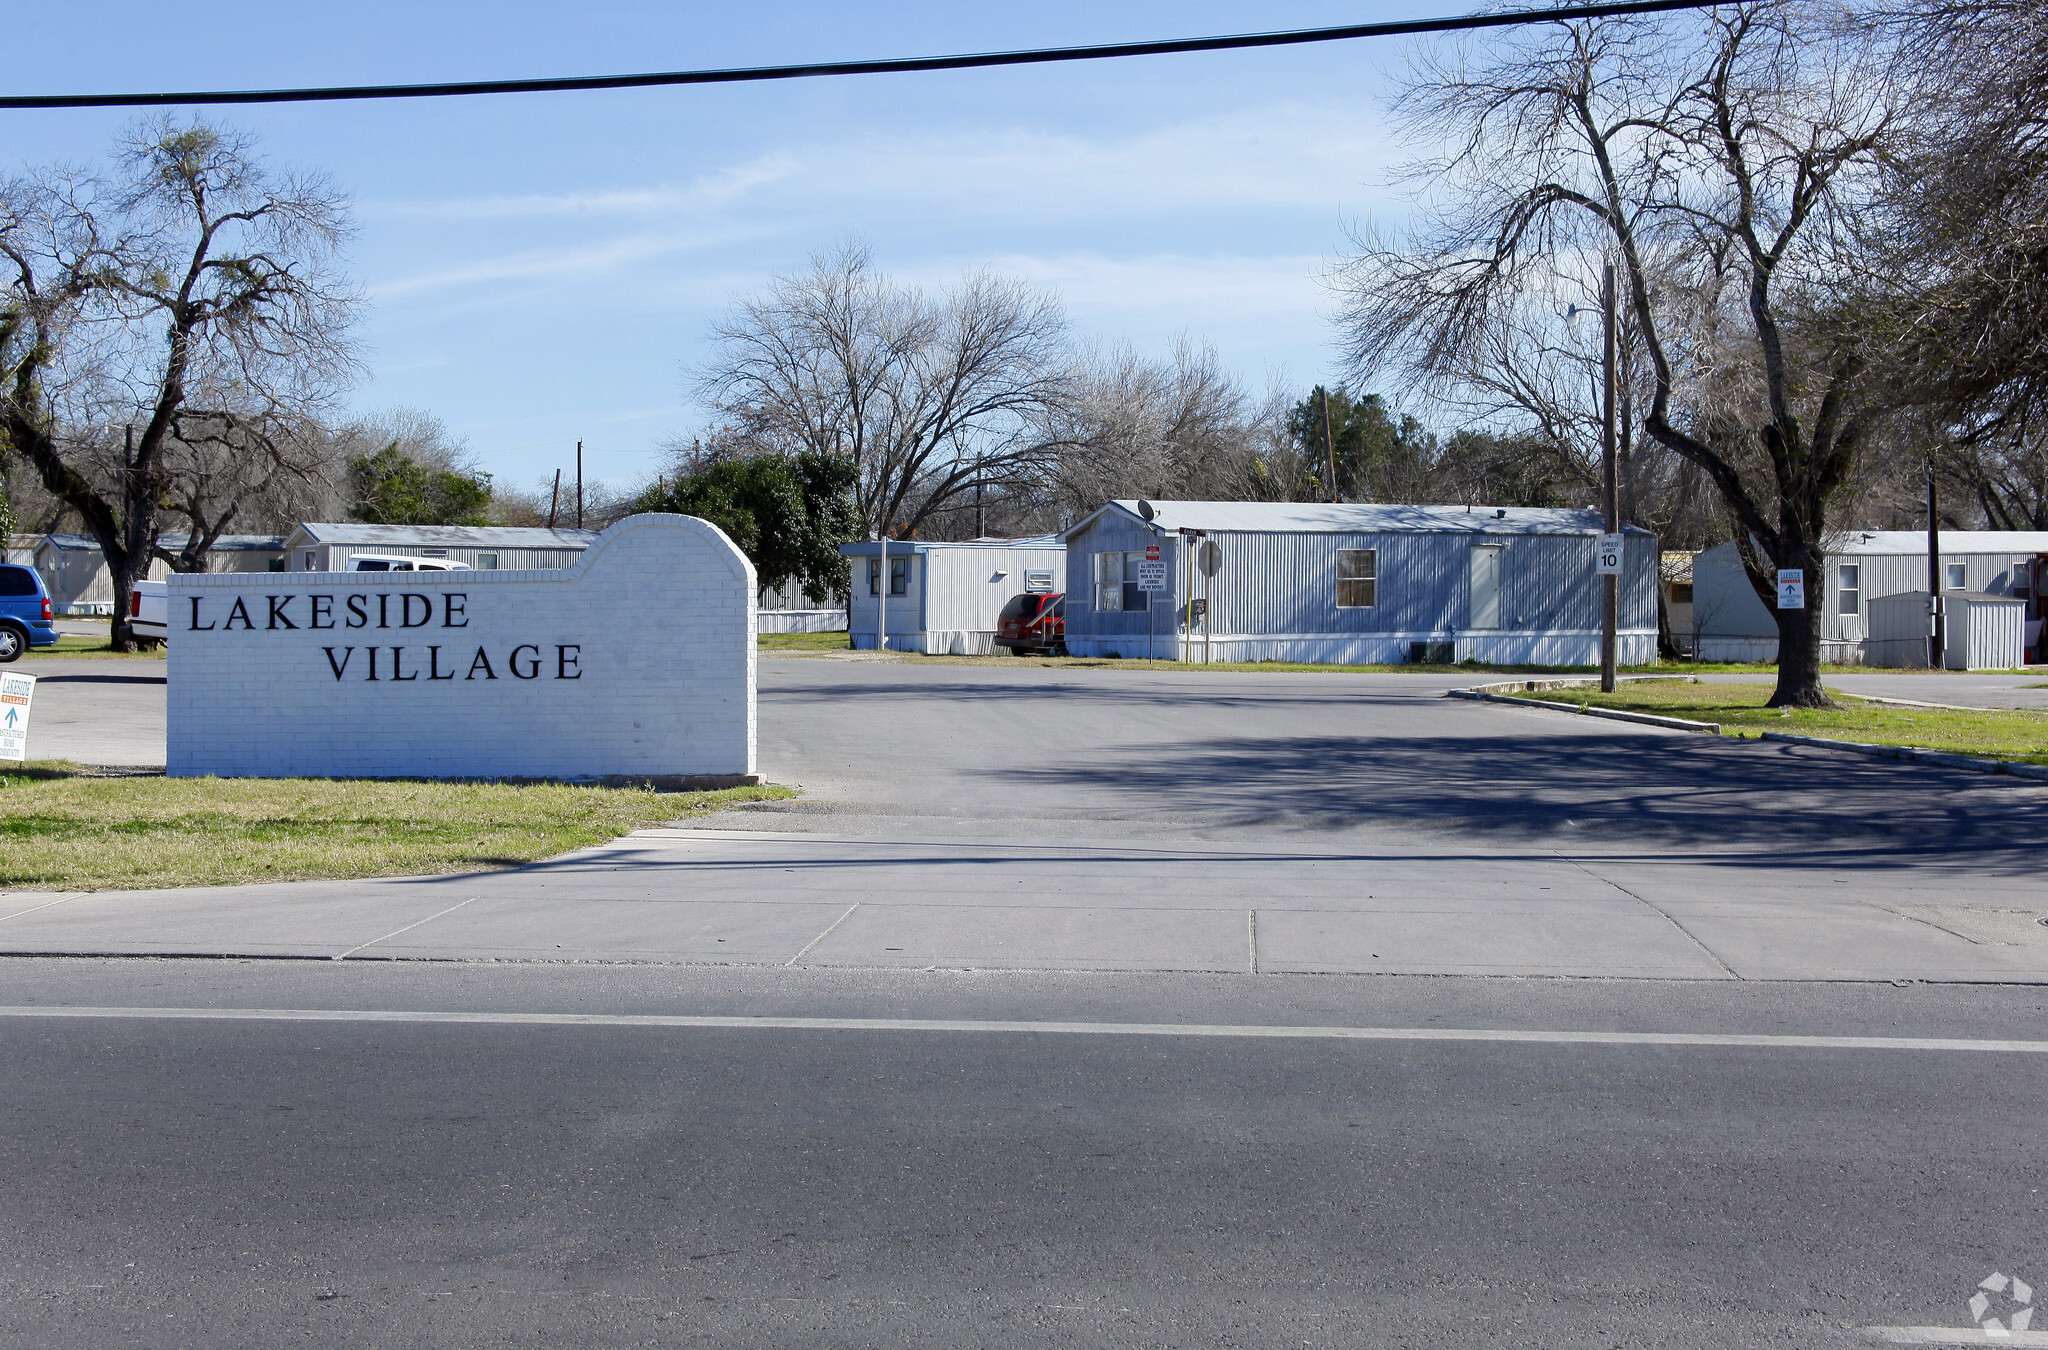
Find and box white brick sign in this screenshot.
[167,514,755,781]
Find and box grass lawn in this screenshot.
[23,634,165,660]
[1539,680,2048,766]
[0,766,793,891]
[759,630,853,651]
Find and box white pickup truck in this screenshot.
[128,555,474,647]
[130,580,168,648]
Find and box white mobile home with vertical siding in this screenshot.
[282,523,598,573]
[1061,501,1657,665]
[1690,532,2048,665]
[840,537,1065,654]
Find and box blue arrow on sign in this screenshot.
[3,707,17,728]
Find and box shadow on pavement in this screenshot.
[976,730,2048,867]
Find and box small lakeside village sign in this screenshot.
[167,514,756,781]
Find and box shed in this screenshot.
[5,535,38,566]
[1868,590,2028,670]
[1691,532,2048,664]
[839,536,1066,654]
[282,523,598,573]
[1060,501,1658,665]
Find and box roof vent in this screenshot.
[1496,509,1507,519]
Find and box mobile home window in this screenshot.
[1121,550,1148,612]
[1837,564,1860,614]
[867,556,908,597]
[477,553,498,570]
[1946,562,1967,590]
[1093,551,1124,611]
[1336,549,1377,608]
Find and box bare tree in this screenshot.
[0,119,357,646]
[697,241,1070,538]
[1859,1,2048,525]
[1334,3,1906,705]
[1012,337,1282,529]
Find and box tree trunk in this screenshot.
[1767,540,1830,707]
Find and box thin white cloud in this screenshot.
[361,156,802,221]
[364,101,1398,230]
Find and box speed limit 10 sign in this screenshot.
[1595,533,1625,576]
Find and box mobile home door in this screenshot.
[1469,544,1503,629]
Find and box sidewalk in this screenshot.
[5,823,2044,982]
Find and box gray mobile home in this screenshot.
[1061,501,1658,665]
[1690,531,2048,665]
[32,533,287,615]
[283,523,598,573]
[840,536,1066,654]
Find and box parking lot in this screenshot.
[7,654,2046,981]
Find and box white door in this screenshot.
[1469,545,1502,629]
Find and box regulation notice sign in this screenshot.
[1136,560,1169,592]
[1776,569,1806,610]
[0,670,36,762]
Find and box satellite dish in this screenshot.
[1136,499,1156,522]
[1198,539,1223,577]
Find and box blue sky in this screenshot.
[11,2,1430,493]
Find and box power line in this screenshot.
[1,0,1727,110]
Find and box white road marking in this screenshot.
[330,898,481,960]
[1864,1328,2048,1346]
[0,1005,2044,1052]
[0,895,86,924]
[785,903,859,966]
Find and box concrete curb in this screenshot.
[1446,687,1721,735]
[1761,732,2048,782]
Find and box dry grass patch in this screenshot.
[0,765,792,891]
[1542,681,2048,766]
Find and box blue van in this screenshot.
[0,564,58,661]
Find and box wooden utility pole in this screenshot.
[1319,386,1339,504]
[547,469,561,528]
[575,441,584,529]
[1600,262,1619,694]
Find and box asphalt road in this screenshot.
[7,656,2048,1347]
[3,959,2045,1350]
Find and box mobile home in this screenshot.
[840,537,1066,654]
[1061,501,1658,665]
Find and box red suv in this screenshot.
[995,592,1065,656]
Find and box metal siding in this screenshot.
[1698,537,2048,662]
[1066,516,1646,658]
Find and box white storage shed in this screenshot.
[1867,590,2028,669]
[839,536,1066,654]
[1060,501,1658,665]
[1691,531,2048,664]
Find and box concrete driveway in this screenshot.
[6,655,2046,982]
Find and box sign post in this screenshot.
[1137,542,1167,661]
[0,671,36,762]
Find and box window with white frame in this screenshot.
[1093,551,1124,611]
[1947,562,1967,590]
[1837,563,1860,614]
[1336,549,1377,608]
